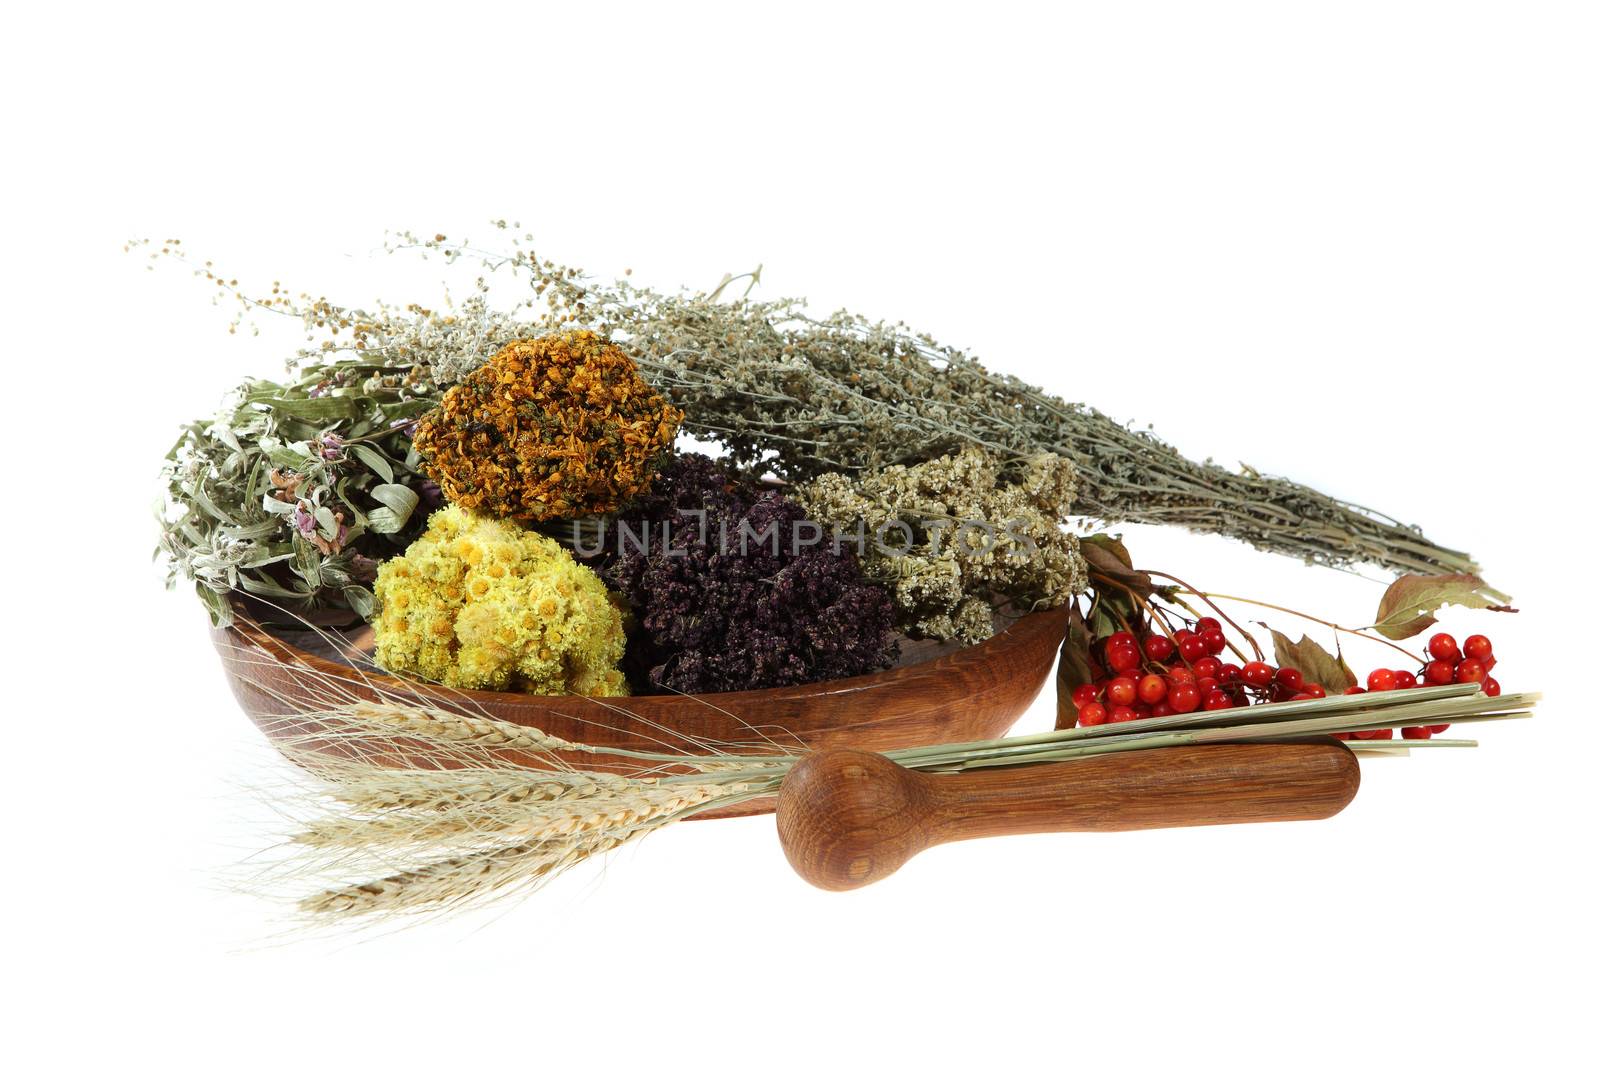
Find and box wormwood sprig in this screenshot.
[266,682,1534,925]
[139,225,1482,580]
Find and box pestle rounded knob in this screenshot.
[775,749,936,891]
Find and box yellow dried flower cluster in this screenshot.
[372,505,628,695]
[413,331,681,521]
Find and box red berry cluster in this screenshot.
[1071,618,1333,727]
[1334,633,1500,741]
[1069,622,1502,742]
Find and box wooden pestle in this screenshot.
[775,741,1360,891]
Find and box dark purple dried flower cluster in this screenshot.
[607,454,898,694]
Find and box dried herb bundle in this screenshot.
[371,505,629,696]
[414,332,680,521]
[563,277,1479,577]
[605,454,898,694]
[142,224,1480,625]
[797,448,1089,644]
[156,362,438,624]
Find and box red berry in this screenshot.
[1290,693,1317,702]
[1401,726,1433,740]
[1217,663,1243,685]
[1353,729,1378,740]
[1482,676,1501,697]
[1462,635,1493,661]
[1169,682,1202,714]
[1192,655,1222,679]
[1370,728,1394,740]
[1136,674,1169,706]
[1203,690,1233,711]
[1106,643,1141,673]
[1178,635,1206,662]
[1148,700,1176,717]
[1302,683,1327,699]
[1367,668,1398,692]
[1201,629,1227,655]
[1344,685,1367,695]
[1105,676,1137,706]
[1431,723,1450,734]
[1077,701,1108,727]
[1242,661,1274,688]
[1427,633,1461,664]
[1196,616,1222,633]
[1171,628,1196,644]
[1107,629,1137,647]
[1072,684,1100,708]
[1107,705,1139,723]
[1275,667,1304,693]
[1423,659,1455,686]
[1394,670,1417,690]
[1143,634,1176,662]
[1454,658,1487,684]
[1196,675,1220,695]
[1166,667,1196,688]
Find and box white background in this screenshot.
[5,3,1596,1064]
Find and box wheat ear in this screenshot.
[342,700,591,754]
[300,827,651,916]
[297,779,753,850]
[327,771,618,814]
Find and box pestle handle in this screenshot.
[775,741,1360,891]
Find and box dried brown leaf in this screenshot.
[1080,534,1154,598]
[1055,607,1094,730]
[1372,574,1510,640]
[1267,628,1357,692]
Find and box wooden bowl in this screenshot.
[213,600,1068,817]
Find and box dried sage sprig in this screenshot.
[157,361,438,624]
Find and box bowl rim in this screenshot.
[224,596,1070,709]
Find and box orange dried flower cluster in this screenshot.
[414,332,682,521]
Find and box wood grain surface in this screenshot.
[212,599,1069,818]
[776,741,1361,889]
